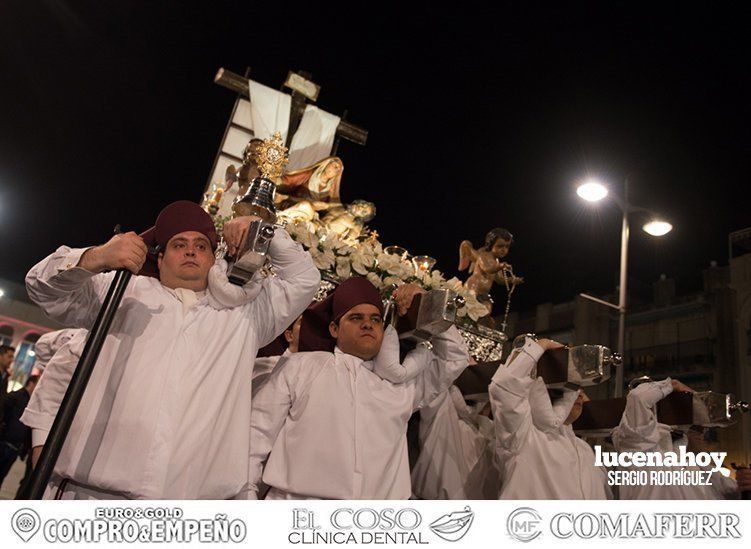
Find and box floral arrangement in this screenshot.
[285,220,490,322]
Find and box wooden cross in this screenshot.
[214,67,368,151]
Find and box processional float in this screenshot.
[204,67,518,360]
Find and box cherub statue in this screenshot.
[459,228,524,315]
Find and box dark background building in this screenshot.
[504,228,751,464]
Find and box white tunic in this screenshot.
[252,350,290,397]
[612,379,738,499]
[489,340,611,499]
[31,328,84,372]
[248,326,469,499]
[411,386,498,499]
[23,329,88,448]
[23,229,320,499]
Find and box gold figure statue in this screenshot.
[275,156,344,223]
[216,137,375,242]
[459,228,524,317]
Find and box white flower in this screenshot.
[326,233,352,254]
[442,277,464,293]
[336,244,355,257]
[312,247,335,270]
[336,256,352,279]
[366,271,384,289]
[351,250,375,275]
[383,275,405,287]
[429,270,446,288]
[397,259,416,279]
[294,226,318,249]
[417,270,433,288]
[376,253,407,277]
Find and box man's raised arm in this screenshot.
[612,378,676,452]
[26,232,147,328]
[244,227,320,348]
[489,338,559,455]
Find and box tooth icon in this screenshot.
[12,508,41,542]
[429,506,475,542]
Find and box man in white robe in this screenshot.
[15,328,85,498]
[252,316,302,397]
[23,200,320,499]
[29,329,84,375]
[411,386,499,499]
[248,277,469,499]
[490,336,611,499]
[612,378,740,499]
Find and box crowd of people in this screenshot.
[1,200,749,500]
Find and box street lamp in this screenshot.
[576,180,608,202]
[576,177,672,397]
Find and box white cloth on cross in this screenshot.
[288,105,341,170]
[248,80,291,141]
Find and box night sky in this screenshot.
[1,3,749,313]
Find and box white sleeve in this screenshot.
[245,355,298,499]
[21,334,86,446]
[26,246,115,328]
[247,230,321,348]
[32,329,83,371]
[528,378,580,432]
[612,378,673,452]
[410,326,470,411]
[489,340,544,455]
[373,326,428,383]
[417,389,452,430]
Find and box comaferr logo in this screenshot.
[506,510,741,541]
[507,507,542,542]
[551,513,741,539]
[429,506,475,542]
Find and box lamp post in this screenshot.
[577,177,672,397]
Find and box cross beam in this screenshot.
[214,68,368,146]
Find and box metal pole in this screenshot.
[26,269,132,499]
[615,178,630,397]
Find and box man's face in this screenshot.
[0,350,14,371]
[329,303,384,360]
[564,390,588,425]
[158,231,215,291]
[491,238,511,260]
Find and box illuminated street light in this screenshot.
[576,176,673,397]
[576,181,608,202]
[643,220,673,237]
